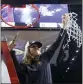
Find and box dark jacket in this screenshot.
[10,29,66,84]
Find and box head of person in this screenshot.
[29,41,42,57]
[23,41,42,64]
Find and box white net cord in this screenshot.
[63,12,82,48]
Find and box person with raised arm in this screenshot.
[3,14,68,84]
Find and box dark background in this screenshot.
[1,0,82,4]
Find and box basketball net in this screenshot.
[63,12,82,48]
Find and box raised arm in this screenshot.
[40,14,68,62]
[40,29,66,62]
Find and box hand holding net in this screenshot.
[62,12,82,48]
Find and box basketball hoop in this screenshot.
[1,4,40,28]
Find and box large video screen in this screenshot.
[1,4,68,28]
